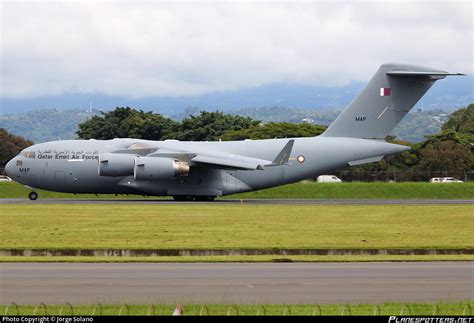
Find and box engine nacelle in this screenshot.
[134,157,190,181]
[98,153,136,177]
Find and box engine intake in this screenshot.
[134,157,189,181]
[98,153,136,177]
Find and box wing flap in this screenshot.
[191,154,270,170]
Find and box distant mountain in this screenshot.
[226,107,453,143]
[1,75,471,115]
[0,109,99,143]
[227,107,339,125]
[0,106,460,143]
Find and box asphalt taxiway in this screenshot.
[1,198,473,205]
[1,262,472,304]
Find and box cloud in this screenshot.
[1,0,472,98]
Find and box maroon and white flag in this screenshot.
[380,87,391,96]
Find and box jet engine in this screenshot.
[134,157,190,180]
[98,153,136,177]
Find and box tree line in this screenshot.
[1,104,472,177]
[76,107,327,141]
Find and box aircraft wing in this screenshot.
[192,139,294,170]
[140,139,295,170]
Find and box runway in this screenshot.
[1,198,473,205]
[1,262,472,304]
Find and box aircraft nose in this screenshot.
[4,158,16,178]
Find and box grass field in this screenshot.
[1,204,473,250]
[1,181,473,199]
[1,302,472,316]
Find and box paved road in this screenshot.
[1,262,472,304]
[1,198,473,205]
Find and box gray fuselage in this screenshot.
[5,136,407,197]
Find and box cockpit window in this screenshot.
[20,151,36,158]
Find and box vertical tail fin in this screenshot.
[322,63,463,139]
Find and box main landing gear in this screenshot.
[28,191,38,201]
[172,195,216,202]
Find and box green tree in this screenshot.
[413,104,474,173]
[221,122,326,140]
[415,130,473,173]
[0,128,33,167]
[76,107,177,140]
[170,111,259,141]
[442,104,474,134]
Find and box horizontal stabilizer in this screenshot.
[386,71,465,78]
[348,155,384,166]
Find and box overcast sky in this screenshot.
[1,0,472,98]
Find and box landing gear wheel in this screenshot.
[173,195,194,201]
[28,191,38,201]
[194,196,216,202]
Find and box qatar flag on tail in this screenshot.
[380,87,391,96]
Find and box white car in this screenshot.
[429,177,463,183]
[429,177,443,183]
[317,175,342,183]
[441,177,463,183]
[0,175,12,182]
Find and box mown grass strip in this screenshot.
[1,204,473,250]
[1,302,473,316]
[1,181,473,199]
[231,181,474,199]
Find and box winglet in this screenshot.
[267,139,295,167]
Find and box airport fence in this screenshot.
[329,170,474,182]
[1,167,473,182]
[2,302,473,316]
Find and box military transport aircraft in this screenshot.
[5,63,463,201]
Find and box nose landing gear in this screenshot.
[28,191,38,201]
